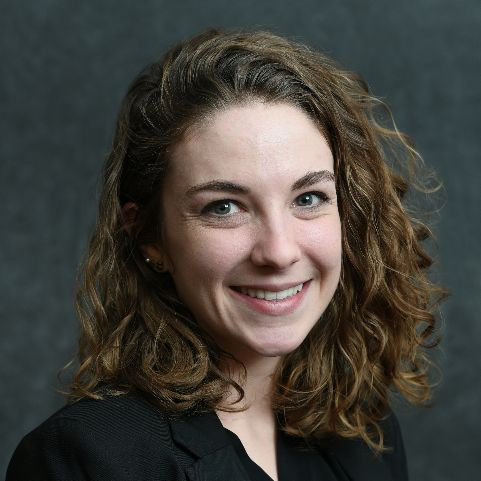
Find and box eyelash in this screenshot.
[201,200,242,217]
[201,191,331,217]
[292,191,330,208]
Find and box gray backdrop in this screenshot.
[1,0,480,479]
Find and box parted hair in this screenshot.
[70,28,446,451]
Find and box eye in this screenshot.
[294,191,328,207]
[202,200,241,216]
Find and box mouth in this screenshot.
[230,280,311,316]
[232,282,305,301]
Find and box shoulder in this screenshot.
[325,411,409,481]
[6,392,186,481]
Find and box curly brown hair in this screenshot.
[69,28,446,451]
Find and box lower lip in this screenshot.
[229,281,311,316]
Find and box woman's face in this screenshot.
[152,101,342,361]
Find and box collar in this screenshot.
[169,410,231,458]
[169,410,252,481]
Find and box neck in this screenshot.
[217,352,280,418]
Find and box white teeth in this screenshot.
[265,291,276,301]
[247,288,264,299]
[239,283,304,300]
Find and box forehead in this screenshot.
[168,101,334,186]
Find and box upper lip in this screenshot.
[231,280,310,292]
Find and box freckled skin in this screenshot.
[149,102,342,364]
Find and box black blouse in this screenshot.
[224,426,340,481]
[7,392,407,481]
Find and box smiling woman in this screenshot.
[7,29,446,481]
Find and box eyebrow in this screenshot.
[185,180,250,197]
[184,170,335,197]
[291,170,335,190]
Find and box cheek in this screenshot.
[299,215,342,269]
[166,225,251,282]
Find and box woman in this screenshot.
[7,28,445,481]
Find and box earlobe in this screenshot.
[141,244,169,273]
[145,257,167,273]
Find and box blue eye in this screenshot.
[203,200,241,216]
[294,192,327,207]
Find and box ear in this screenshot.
[122,203,169,273]
[121,202,139,233]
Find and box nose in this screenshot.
[250,217,301,270]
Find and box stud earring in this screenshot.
[145,258,165,272]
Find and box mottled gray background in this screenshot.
[1,0,480,479]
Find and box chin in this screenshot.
[250,336,306,358]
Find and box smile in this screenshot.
[237,283,304,301]
[230,280,311,316]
